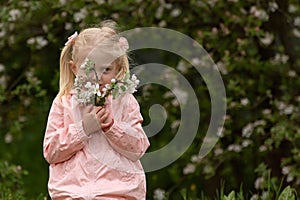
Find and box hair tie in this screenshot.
[119,37,129,51]
[65,31,78,46]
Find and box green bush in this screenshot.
[0,0,299,199]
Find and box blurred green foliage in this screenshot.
[0,0,300,199]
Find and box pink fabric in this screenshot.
[43,92,150,200]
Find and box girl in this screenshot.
[43,20,150,200]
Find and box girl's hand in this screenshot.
[95,105,114,132]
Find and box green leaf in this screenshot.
[222,191,236,200]
[278,186,295,200]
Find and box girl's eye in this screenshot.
[104,67,110,72]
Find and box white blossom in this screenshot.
[288,4,297,13]
[35,36,48,49]
[153,188,166,200]
[227,144,242,152]
[95,0,105,5]
[183,163,196,175]
[155,6,164,19]
[283,105,294,115]
[0,64,4,73]
[262,109,271,115]
[250,194,259,200]
[288,70,297,77]
[9,9,21,21]
[27,36,48,49]
[242,139,252,147]
[65,22,73,30]
[214,148,223,156]
[170,8,181,17]
[5,133,13,143]
[250,6,269,21]
[73,8,88,22]
[287,174,294,183]
[216,126,225,138]
[216,61,228,75]
[242,123,254,138]
[191,154,201,163]
[272,53,289,64]
[282,166,291,175]
[268,2,278,12]
[158,20,167,27]
[255,177,264,189]
[253,120,266,127]
[59,0,67,5]
[240,98,249,106]
[260,32,274,46]
[293,29,300,38]
[259,145,267,152]
[294,17,300,27]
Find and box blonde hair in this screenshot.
[58,20,130,98]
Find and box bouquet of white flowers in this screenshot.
[73,58,140,106]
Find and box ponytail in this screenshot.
[57,45,74,98]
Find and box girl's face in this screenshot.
[97,63,118,90]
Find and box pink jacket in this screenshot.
[43,91,150,200]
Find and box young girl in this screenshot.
[43,20,150,200]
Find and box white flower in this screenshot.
[95,0,105,5]
[282,166,291,175]
[272,53,289,64]
[250,194,259,200]
[35,36,48,49]
[294,17,300,27]
[155,6,164,19]
[288,70,296,77]
[253,120,266,127]
[242,139,252,147]
[65,22,73,30]
[0,64,4,73]
[73,8,88,22]
[240,98,249,106]
[255,177,264,189]
[214,148,223,156]
[260,32,274,46]
[268,2,278,12]
[250,6,269,21]
[217,126,225,137]
[259,145,267,152]
[287,174,294,183]
[111,78,116,83]
[283,105,294,115]
[293,29,300,38]
[59,0,67,5]
[262,109,271,115]
[242,123,254,138]
[191,154,201,163]
[183,163,196,175]
[216,61,228,75]
[227,144,242,152]
[170,8,181,17]
[9,9,21,21]
[85,82,92,88]
[153,188,166,200]
[5,133,13,143]
[27,36,48,49]
[288,4,297,13]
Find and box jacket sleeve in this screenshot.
[103,95,150,162]
[43,96,90,164]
